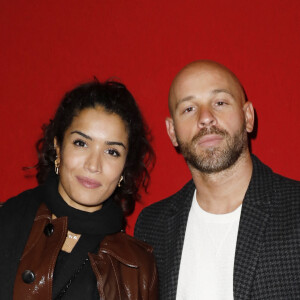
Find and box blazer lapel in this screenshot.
[234,155,273,299]
[234,199,270,299]
[164,181,195,300]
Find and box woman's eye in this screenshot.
[73,139,87,147]
[105,149,120,157]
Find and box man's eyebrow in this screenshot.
[106,141,126,149]
[211,89,234,97]
[175,95,195,109]
[71,131,92,140]
[175,89,234,109]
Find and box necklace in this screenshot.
[67,233,79,240]
[62,231,81,253]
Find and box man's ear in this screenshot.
[243,101,255,133]
[165,117,179,147]
[54,137,61,163]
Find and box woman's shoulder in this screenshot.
[1,186,43,221]
[100,232,155,266]
[94,232,158,297]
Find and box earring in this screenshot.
[54,159,59,175]
[118,175,124,187]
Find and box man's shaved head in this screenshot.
[168,60,246,115]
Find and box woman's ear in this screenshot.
[54,137,61,163]
[165,117,179,147]
[243,101,255,133]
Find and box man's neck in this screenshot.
[189,151,253,214]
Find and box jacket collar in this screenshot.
[99,232,152,268]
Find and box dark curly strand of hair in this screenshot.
[36,80,155,216]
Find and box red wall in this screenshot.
[1,0,299,234]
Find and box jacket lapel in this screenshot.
[234,199,270,299]
[164,181,195,300]
[234,155,273,299]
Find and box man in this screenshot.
[135,60,300,299]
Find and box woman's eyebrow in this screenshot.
[106,141,126,149]
[71,131,126,149]
[71,130,92,140]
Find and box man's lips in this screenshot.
[196,134,224,147]
[76,176,101,189]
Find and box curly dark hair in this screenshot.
[36,80,155,216]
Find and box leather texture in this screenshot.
[135,155,300,299]
[13,203,158,300]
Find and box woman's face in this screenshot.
[55,106,128,212]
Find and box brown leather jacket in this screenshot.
[13,203,158,299]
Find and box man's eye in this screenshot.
[216,101,226,106]
[106,149,120,157]
[73,139,87,147]
[183,107,194,113]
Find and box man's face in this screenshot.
[166,63,254,174]
[177,121,247,173]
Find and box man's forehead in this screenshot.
[169,62,244,110]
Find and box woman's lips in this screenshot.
[197,134,224,147]
[76,176,101,189]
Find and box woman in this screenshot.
[0,80,157,299]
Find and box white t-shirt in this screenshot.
[176,190,241,300]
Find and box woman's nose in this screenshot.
[84,152,102,173]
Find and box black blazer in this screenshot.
[135,155,300,299]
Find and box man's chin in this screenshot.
[185,146,245,174]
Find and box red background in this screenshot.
[1,1,299,235]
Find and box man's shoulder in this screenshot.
[272,171,300,198]
[273,169,300,185]
[254,154,300,189]
[252,154,300,189]
[140,179,194,216]
[251,154,300,209]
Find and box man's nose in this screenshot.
[197,106,216,128]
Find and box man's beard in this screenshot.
[177,122,248,174]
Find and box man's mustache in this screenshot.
[191,126,228,143]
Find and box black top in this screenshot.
[42,175,124,299]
